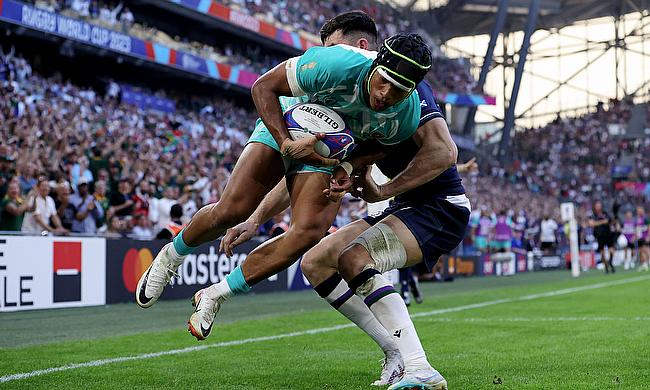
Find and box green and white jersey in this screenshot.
[285,44,420,145]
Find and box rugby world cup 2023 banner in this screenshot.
[0,0,259,88]
[106,239,312,304]
[0,236,106,312]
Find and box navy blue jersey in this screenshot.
[375,81,464,201]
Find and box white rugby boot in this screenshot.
[372,349,404,386]
[135,243,182,308]
[187,288,221,341]
[387,367,448,390]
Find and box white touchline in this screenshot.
[1,274,648,383]
[417,317,650,322]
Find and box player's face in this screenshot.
[368,71,410,111]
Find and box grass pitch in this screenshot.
[1,270,649,389]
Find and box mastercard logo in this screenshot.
[122,248,154,293]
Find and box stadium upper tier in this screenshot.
[6,0,488,99]
[414,0,649,40]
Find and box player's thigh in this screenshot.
[219,142,285,213]
[286,172,341,246]
[379,215,424,267]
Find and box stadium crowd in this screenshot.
[2,40,649,263]
[0,48,370,238]
[26,0,478,94]
[464,98,650,260]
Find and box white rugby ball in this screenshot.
[284,103,355,160]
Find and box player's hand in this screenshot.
[323,165,352,202]
[280,134,339,167]
[457,157,478,174]
[351,166,385,203]
[219,221,258,258]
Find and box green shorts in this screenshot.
[247,119,334,176]
[474,236,488,250]
[490,239,512,250]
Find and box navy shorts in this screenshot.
[363,197,470,271]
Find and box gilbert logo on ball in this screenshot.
[284,103,356,160]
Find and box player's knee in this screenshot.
[302,242,336,279]
[338,244,369,281]
[300,250,321,279]
[287,224,327,252]
[207,202,247,231]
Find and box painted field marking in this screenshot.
[2,274,648,383]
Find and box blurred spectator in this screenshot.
[21,177,68,235]
[70,177,104,234]
[132,180,151,219]
[155,203,185,240]
[0,181,36,231]
[104,215,129,238]
[70,154,94,191]
[71,0,91,18]
[179,185,199,225]
[92,179,110,229]
[151,186,176,231]
[108,177,134,219]
[0,154,16,200]
[131,215,153,239]
[119,7,134,32]
[54,183,77,231]
[18,162,38,196]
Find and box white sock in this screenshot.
[355,272,431,371]
[205,280,232,302]
[166,243,186,265]
[321,278,398,353]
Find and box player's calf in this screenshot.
[339,224,443,376]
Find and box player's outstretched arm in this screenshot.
[219,178,291,257]
[364,117,457,201]
[251,61,293,147]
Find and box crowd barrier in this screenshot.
[1,235,596,312]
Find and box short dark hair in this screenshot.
[170,203,183,219]
[319,10,378,46]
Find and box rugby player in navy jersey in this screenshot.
[221,11,468,389]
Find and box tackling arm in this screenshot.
[219,178,291,257]
[376,117,457,200]
[246,178,291,227]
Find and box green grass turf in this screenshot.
[1,270,649,389]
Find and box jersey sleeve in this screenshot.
[377,91,421,146]
[416,81,445,127]
[285,45,372,97]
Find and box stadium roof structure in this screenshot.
[411,0,648,40]
[397,0,650,161]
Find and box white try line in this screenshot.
[2,274,649,383]
[418,316,650,323]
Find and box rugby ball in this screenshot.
[284,103,356,160]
